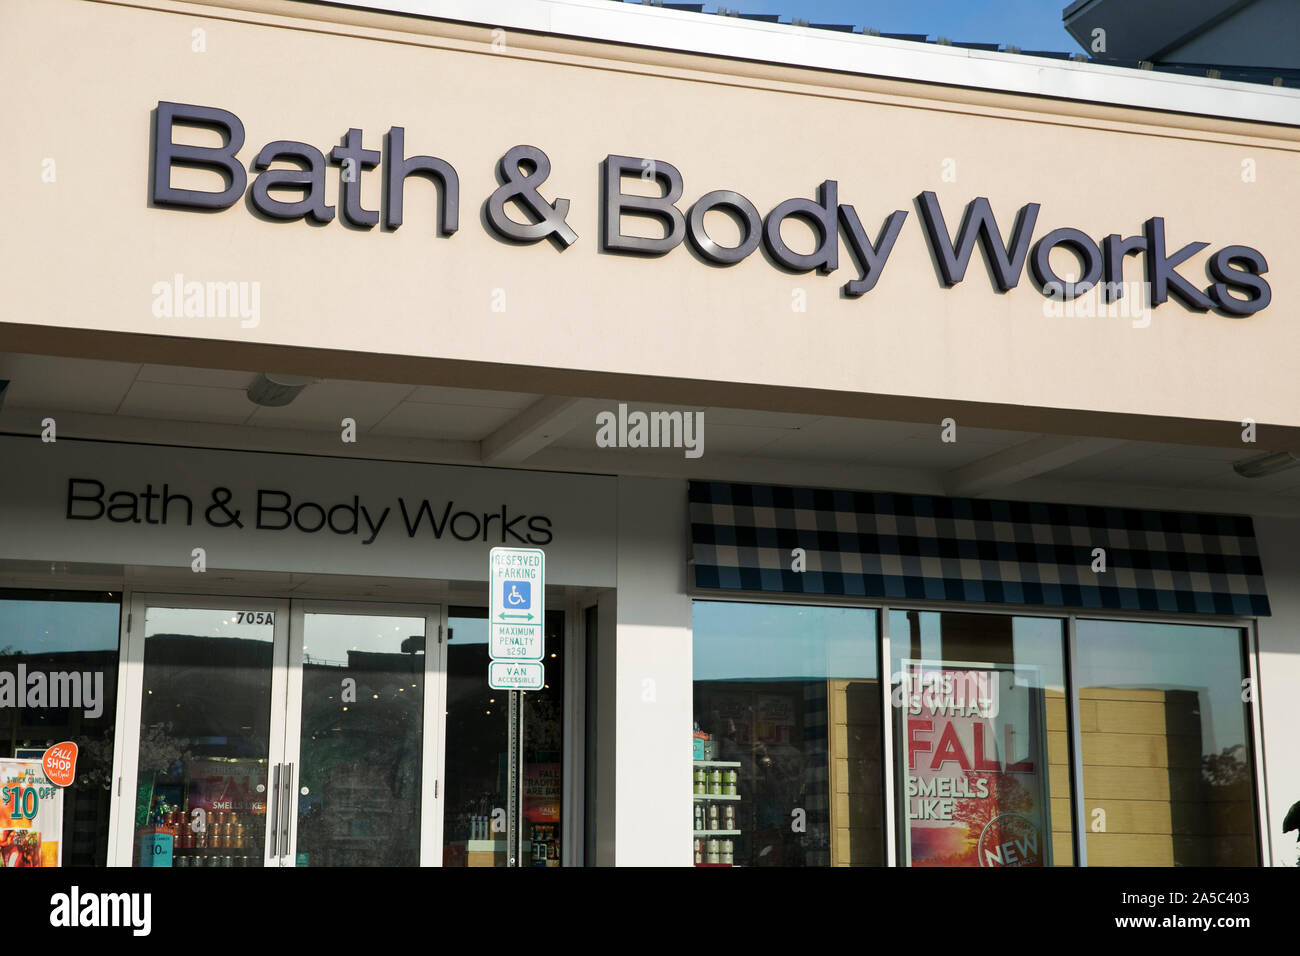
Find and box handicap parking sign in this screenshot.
[503,579,531,610]
[490,547,544,661]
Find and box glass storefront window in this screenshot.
[693,601,883,867]
[1075,620,1258,866]
[0,590,120,866]
[889,610,1073,867]
[441,607,565,867]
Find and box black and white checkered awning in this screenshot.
[689,481,1270,616]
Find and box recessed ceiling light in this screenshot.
[247,372,316,407]
[1232,451,1300,478]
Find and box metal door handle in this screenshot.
[268,763,281,858]
[279,762,294,858]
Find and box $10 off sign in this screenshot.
[42,741,78,788]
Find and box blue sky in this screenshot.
[679,1,1081,53]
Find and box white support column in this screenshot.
[943,436,1123,497]
[1252,516,1300,866]
[613,476,693,865]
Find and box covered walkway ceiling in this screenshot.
[1,351,1296,517]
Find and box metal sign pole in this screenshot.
[507,689,522,867]
[489,547,543,867]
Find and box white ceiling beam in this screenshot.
[479,396,605,464]
[0,407,483,465]
[944,435,1125,497]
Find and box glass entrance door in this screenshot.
[113,595,444,867]
[119,597,291,868]
[284,602,444,867]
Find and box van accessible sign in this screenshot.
[151,101,1272,317]
[489,661,544,691]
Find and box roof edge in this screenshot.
[297,0,1300,128]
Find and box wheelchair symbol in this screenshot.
[503,580,531,609]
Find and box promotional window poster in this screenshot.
[0,759,64,867]
[898,660,1051,867]
[524,763,561,823]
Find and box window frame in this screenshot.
[444,604,573,867]
[689,589,1266,867]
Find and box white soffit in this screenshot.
[306,0,1300,127]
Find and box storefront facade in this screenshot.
[1,0,1298,867]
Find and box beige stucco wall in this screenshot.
[3,0,1298,443]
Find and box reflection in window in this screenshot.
[889,610,1072,867]
[693,602,882,867]
[133,607,275,867]
[296,613,425,867]
[0,590,120,866]
[1075,620,1257,866]
[441,608,565,867]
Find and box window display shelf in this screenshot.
[693,749,740,864]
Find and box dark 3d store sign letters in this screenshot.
[149,101,1272,316]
